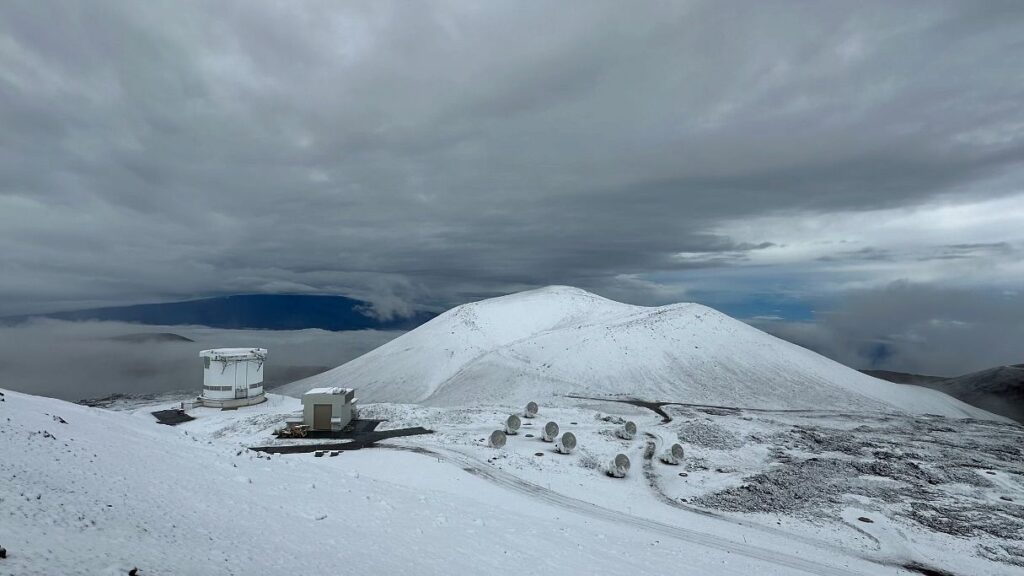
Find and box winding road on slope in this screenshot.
[382,443,879,576]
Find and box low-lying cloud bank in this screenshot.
[0,320,400,401]
[754,283,1024,377]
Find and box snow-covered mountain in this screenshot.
[280,286,993,418]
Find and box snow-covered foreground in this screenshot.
[280,287,995,419]
[2,389,1022,575]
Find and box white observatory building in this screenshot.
[198,348,268,408]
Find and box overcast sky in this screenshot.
[2,1,1023,374]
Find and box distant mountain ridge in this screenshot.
[864,365,1024,423]
[861,370,947,386]
[108,332,196,343]
[2,294,434,332]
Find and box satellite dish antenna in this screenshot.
[542,421,559,442]
[660,443,685,465]
[524,401,539,418]
[555,432,576,454]
[607,453,630,478]
[488,430,507,449]
[505,414,522,435]
[616,421,637,440]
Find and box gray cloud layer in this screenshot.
[3,1,1023,315]
[2,1,1023,374]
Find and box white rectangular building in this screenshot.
[302,387,357,431]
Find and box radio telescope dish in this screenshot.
[608,453,630,477]
[488,430,507,449]
[524,401,539,418]
[616,421,637,440]
[660,443,685,465]
[542,421,559,442]
[555,432,577,454]
[505,414,522,434]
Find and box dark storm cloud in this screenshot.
[923,242,1015,261]
[1,0,1023,332]
[817,247,894,262]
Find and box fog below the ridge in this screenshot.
[0,319,401,401]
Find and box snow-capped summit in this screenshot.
[280,287,998,418]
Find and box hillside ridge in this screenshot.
[281,287,999,419]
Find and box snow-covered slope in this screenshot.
[281,286,996,419]
[1,389,791,576]
[0,390,639,576]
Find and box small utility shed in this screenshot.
[302,387,357,431]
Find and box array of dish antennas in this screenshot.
[542,421,560,442]
[660,443,685,465]
[488,430,507,449]
[607,453,631,478]
[616,421,637,440]
[555,432,576,454]
[489,410,580,454]
[505,414,522,435]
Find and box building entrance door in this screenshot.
[313,404,332,430]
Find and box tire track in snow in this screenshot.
[381,443,873,576]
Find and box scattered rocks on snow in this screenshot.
[908,501,1024,540]
[675,420,742,450]
[784,425,875,456]
[577,450,598,469]
[978,543,1024,568]
[696,458,892,514]
[685,456,710,471]
[769,448,793,463]
[596,414,625,425]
